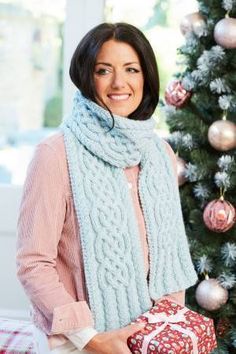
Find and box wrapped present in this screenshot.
[127,297,217,354]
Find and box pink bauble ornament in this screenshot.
[214,17,236,49]
[165,80,192,108]
[203,198,236,232]
[208,120,236,151]
[180,12,206,36]
[196,278,228,311]
[176,156,187,186]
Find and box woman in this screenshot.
[17,22,197,354]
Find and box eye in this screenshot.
[95,68,111,75]
[126,67,140,73]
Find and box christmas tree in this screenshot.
[163,0,236,352]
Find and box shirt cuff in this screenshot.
[66,327,98,351]
[51,301,94,334]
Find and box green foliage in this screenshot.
[143,0,169,29]
[43,23,64,128]
[43,95,62,128]
[165,0,236,350]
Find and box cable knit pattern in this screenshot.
[61,91,197,332]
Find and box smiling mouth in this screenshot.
[107,94,131,101]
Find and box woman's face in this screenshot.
[94,39,144,117]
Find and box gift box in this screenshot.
[127,297,217,354]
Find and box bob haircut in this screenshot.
[70,22,159,121]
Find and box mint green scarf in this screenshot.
[62,91,197,332]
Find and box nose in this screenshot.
[111,70,126,89]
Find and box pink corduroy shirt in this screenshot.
[16,132,185,350]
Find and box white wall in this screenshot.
[63,0,105,116]
[0,185,30,319]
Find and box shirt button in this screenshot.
[128,182,132,189]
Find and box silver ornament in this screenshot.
[180,12,206,36]
[208,120,236,151]
[176,156,187,186]
[214,17,236,49]
[195,278,228,311]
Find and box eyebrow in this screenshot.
[95,61,140,66]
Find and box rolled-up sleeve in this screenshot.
[16,143,94,334]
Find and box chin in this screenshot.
[110,108,134,117]
[114,112,130,117]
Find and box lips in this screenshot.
[107,94,130,101]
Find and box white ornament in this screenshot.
[195,278,228,311]
[214,17,236,49]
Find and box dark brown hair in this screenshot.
[70,22,159,120]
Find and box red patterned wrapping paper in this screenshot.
[127,298,217,354]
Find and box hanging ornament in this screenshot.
[214,17,236,49]
[203,197,236,233]
[208,116,236,151]
[180,12,206,36]
[195,276,229,311]
[176,156,187,186]
[165,80,192,108]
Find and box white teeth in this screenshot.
[108,94,130,101]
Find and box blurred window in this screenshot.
[0,0,65,184]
